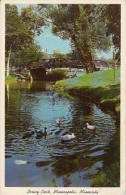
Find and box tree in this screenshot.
[20,5,46,36]
[105,4,121,61]
[19,43,44,68]
[5,4,34,53]
[53,50,67,68]
[53,50,66,59]
[47,4,111,73]
[5,4,23,75]
[5,4,46,75]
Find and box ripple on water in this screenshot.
[5,84,117,186]
[87,150,106,157]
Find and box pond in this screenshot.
[5,81,117,187]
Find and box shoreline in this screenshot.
[54,68,120,187]
[54,68,120,115]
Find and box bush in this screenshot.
[46,69,67,81]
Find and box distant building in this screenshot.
[42,53,54,59]
[94,60,109,71]
[47,53,54,59]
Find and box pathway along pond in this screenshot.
[5,81,117,187]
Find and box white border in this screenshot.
[0,0,126,195]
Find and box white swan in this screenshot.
[86,123,96,130]
[60,133,75,141]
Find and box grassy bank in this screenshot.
[5,76,17,84]
[55,68,120,114]
[55,68,120,187]
[92,128,120,187]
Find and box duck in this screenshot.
[14,160,27,165]
[22,131,34,139]
[52,96,55,102]
[56,118,62,126]
[36,127,47,139]
[36,131,43,139]
[43,127,47,136]
[60,133,75,141]
[86,123,96,130]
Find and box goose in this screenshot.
[86,123,96,130]
[36,127,47,139]
[22,131,34,139]
[43,127,47,136]
[60,133,75,141]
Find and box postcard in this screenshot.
[0,0,126,195]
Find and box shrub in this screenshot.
[46,69,67,81]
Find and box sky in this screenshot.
[17,4,113,59]
[17,4,71,54]
[35,27,71,54]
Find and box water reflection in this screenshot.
[5,81,117,187]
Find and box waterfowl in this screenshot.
[14,160,27,165]
[52,96,55,102]
[22,131,34,139]
[56,118,62,126]
[43,127,47,136]
[86,123,96,130]
[36,131,43,139]
[60,133,75,141]
[36,127,47,139]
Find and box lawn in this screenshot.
[55,68,120,113]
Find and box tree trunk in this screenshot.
[83,43,96,73]
[6,46,11,77]
[71,34,95,73]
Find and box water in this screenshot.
[5,81,117,187]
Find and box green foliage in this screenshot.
[47,4,111,73]
[5,76,17,83]
[46,69,67,81]
[6,4,120,72]
[99,4,121,61]
[105,5,120,50]
[5,4,33,52]
[53,50,66,59]
[19,43,44,68]
[106,58,115,64]
[52,50,67,67]
[20,5,45,36]
[5,4,46,68]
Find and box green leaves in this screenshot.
[19,43,44,68]
[105,4,120,50]
[5,4,46,68]
[47,4,112,73]
[5,4,34,52]
[5,4,120,71]
[21,5,45,36]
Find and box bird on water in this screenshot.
[86,123,96,130]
